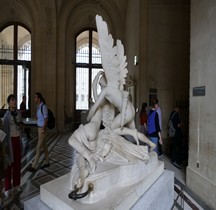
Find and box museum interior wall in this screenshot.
[60,0,127,129]
[147,0,190,159]
[125,0,190,156]
[0,0,189,132]
[187,0,216,209]
[1,0,215,208]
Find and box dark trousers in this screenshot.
[25,127,31,139]
[172,134,183,165]
[5,137,21,190]
[158,142,163,156]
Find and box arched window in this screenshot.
[75,29,102,110]
[0,24,31,110]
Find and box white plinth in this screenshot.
[39,160,168,210]
[131,170,174,210]
[24,195,50,210]
[24,170,174,210]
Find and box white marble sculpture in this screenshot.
[68,15,160,204]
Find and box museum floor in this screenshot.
[1,129,212,210]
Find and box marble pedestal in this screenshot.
[24,170,174,210]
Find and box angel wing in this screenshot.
[96,15,128,90]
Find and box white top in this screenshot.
[10,115,21,137]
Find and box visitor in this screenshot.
[147,100,163,155]
[20,95,31,139]
[27,92,50,172]
[0,120,6,208]
[154,98,163,157]
[2,94,22,197]
[139,102,148,136]
[170,106,183,169]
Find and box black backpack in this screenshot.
[41,104,55,129]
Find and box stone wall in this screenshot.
[0,0,127,130]
[187,0,216,208]
[125,0,190,147]
[147,0,190,137]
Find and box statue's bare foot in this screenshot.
[76,168,89,189]
[76,177,84,189]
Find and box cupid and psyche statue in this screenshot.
[68,15,156,203]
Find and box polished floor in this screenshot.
[0,129,213,210]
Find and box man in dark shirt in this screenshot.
[170,106,183,169]
[20,95,31,139]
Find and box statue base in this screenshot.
[24,170,174,210]
[36,153,171,210]
[68,152,161,203]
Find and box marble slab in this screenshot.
[39,160,166,210]
[69,153,161,204]
[24,195,50,210]
[24,170,174,210]
[131,170,174,210]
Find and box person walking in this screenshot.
[147,100,163,155]
[139,102,148,136]
[20,95,31,139]
[0,119,6,207]
[170,106,183,169]
[27,92,50,172]
[2,94,23,197]
[154,98,163,157]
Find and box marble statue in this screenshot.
[68,15,158,202]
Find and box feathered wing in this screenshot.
[96,15,128,90]
[116,40,128,90]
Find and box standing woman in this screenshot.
[3,94,22,197]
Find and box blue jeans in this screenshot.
[149,136,159,155]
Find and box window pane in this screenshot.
[76,31,89,63]
[76,68,89,110]
[92,31,101,64]
[18,26,31,61]
[0,26,14,60]
[76,45,89,63]
[0,65,14,107]
[17,65,29,109]
[75,30,102,111]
